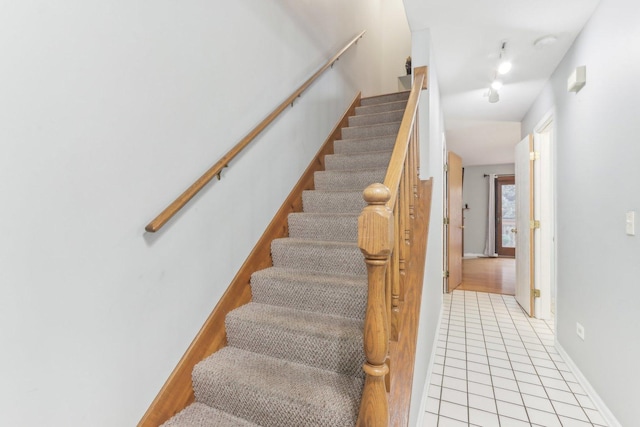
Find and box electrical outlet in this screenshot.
[576,322,585,341]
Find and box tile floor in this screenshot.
[423,290,609,427]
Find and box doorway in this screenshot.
[446,151,463,292]
[495,175,516,257]
[514,112,555,320]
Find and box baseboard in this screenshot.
[415,303,444,426]
[463,253,484,259]
[555,342,622,427]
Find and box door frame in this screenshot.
[533,110,556,321]
[515,134,535,316]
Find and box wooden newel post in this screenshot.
[357,183,393,427]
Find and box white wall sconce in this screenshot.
[568,65,586,93]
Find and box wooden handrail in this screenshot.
[383,67,427,209]
[145,30,366,232]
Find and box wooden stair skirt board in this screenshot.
[138,89,431,427]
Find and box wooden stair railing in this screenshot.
[357,66,428,427]
[144,30,366,233]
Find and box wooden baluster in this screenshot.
[357,184,393,427]
[414,108,421,190]
[397,177,407,303]
[385,248,392,341]
[391,199,401,339]
[403,157,413,248]
[408,137,416,221]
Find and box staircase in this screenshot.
[160,91,410,427]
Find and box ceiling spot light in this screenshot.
[488,87,499,103]
[498,61,512,75]
[491,80,503,90]
[534,34,558,48]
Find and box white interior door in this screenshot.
[515,135,534,316]
[534,125,553,320]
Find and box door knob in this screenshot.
[511,228,517,233]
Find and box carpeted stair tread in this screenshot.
[355,99,407,116]
[341,121,401,140]
[161,402,260,427]
[288,212,359,242]
[324,149,393,171]
[348,109,404,127]
[302,190,366,214]
[226,302,364,376]
[360,90,410,106]
[250,267,366,319]
[271,238,366,276]
[313,167,386,191]
[192,347,364,427]
[333,135,396,154]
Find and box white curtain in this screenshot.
[483,174,497,257]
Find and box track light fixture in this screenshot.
[497,41,512,75]
[498,61,512,74]
[484,41,512,103]
[488,87,499,103]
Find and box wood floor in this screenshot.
[455,257,515,295]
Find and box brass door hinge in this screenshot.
[530,220,540,229]
[444,270,450,278]
[444,217,450,225]
[530,151,540,161]
[444,164,449,172]
[533,289,541,298]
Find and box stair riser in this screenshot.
[192,347,363,427]
[288,213,358,242]
[333,136,396,154]
[161,403,259,427]
[313,169,386,191]
[271,240,366,276]
[341,122,400,140]
[348,109,404,127]
[324,151,392,171]
[250,271,366,319]
[226,316,364,377]
[302,190,365,214]
[355,100,407,115]
[360,91,410,106]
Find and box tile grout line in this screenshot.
[499,293,597,426]
[518,299,596,426]
[428,290,608,427]
[489,292,533,426]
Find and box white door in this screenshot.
[515,135,534,316]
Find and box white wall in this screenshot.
[0,1,408,425]
[408,28,446,427]
[522,0,639,424]
[463,164,516,255]
[379,1,412,94]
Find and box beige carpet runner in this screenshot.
[162,91,409,427]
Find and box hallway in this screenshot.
[422,291,608,426]
[457,258,516,296]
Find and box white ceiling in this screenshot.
[403,0,601,165]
